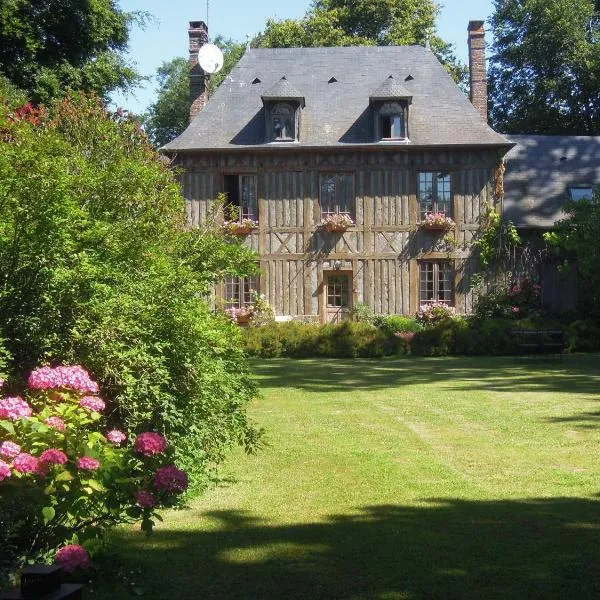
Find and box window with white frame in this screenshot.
[418,172,452,219]
[319,173,354,218]
[224,174,257,221]
[419,261,453,305]
[569,186,594,202]
[224,275,260,309]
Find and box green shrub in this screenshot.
[351,302,376,324]
[565,319,600,352]
[454,317,518,355]
[373,314,423,335]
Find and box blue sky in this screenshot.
[112,0,494,114]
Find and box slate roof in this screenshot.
[261,76,305,105]
[503,135,600,228]
[369,75,412,101]
[164,46,509,151]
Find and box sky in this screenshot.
[111,0,495,114]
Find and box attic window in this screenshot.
[271,103,296,141]
[328,77,338,83]
[261,77,305,143]
[252,77,261,84]
[377,102,408,140]
[569,186,594,201]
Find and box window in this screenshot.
[270,103,296,141]
[569,186,594,202]
[326,274,350,308]
[418,172,452,219]
[320,173,354,218]
[224,174,257,221]
[224,275,260,309]
[378,102,407,140]
[419,262,453,305]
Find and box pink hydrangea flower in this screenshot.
[512,306,520,313]
[0,396,32,420]
[0,378,4,388]
[28,365,99,394]
[0,441,21,459]
[39,448,68,466]
[134,432,167,457]
[76,456,100,471]
[79,396,105,412]
[106,430,127,445]
[55,545,90,572]
[44,416,66,431]
[13,452,40,474]
[136,489,156,508]
[154,465,188,494]
[0,459,11,481]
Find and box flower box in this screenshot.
[419,212,455,231]
[319,214,354,233]
[223,219,258,236]
[225,306,254,324]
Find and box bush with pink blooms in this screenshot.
[0,365,188,577]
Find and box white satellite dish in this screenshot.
[198,43,224,74]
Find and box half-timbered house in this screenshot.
[164,21,512,322]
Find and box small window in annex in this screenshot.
[419,261,453,305]
[418,172,452,219]
[319,173,355,218]
[223,174,257,221]
[569,186,594,202]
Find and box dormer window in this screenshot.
[369,75,412,142]
[261,76,305,143]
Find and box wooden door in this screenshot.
[324,271,352,323]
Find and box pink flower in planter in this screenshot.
[55,545,90,572]
[0,460,11,481]
[136,489,156,508]
[79,396,105,412]
[39,448,68,466]
[13,452,40,474]
[44,416,66,431]
[134,432,167,457]
[0,396,32,420]
[107,429,127,445]
[154,464,188,494]
[76,456,100,471]
[0,441,21,459]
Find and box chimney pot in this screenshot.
[468,20,488,122]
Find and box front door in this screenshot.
[324,271,352,323]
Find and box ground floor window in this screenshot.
[419,261,453,305]
[224,275,260,309]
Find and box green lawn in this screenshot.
[96,355,600,599]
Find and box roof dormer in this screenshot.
[261,77,305,143]
[369,75,412,142]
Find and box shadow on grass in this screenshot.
[250,354,600,396]
[96,497,600,600]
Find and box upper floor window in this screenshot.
[418,172,452,219]
[270,103,297,141]
[320,173,354,218]
[420,261,453,305]
[224,174,257,221]
[369,75,412,142]
[377,102,408,140]
[569,186,594,202]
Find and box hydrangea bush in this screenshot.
[0,365,187,572]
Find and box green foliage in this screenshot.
[372,314,423,335]
[489,0,600,133]
[243,321,400,358]
[544,192,600,316]
[473,277,542,320]
[144,37,246,147]
[565,319,600,352]
[257,0,467,85]
[0,1,143,103]
[351,302,377,324]
[475,207,521,268]
[0,93,260,492]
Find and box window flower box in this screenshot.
[419,212,455,231]
[319,213,354,233]
[225,306,254,324]
[223,219,258,236]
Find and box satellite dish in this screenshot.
[198,43,224,74]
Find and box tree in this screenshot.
[257,0,467,85]
[0,0,143,103]
[0,93,261,492]
[489,0,600,134]
[145,37,246,147]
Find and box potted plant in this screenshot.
[225,305,254,324]
[419,212,455,231]
[319,213,354,233]
[223,218,258,236]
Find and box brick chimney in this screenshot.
[467,20,487,121]
[189,21,209,122]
